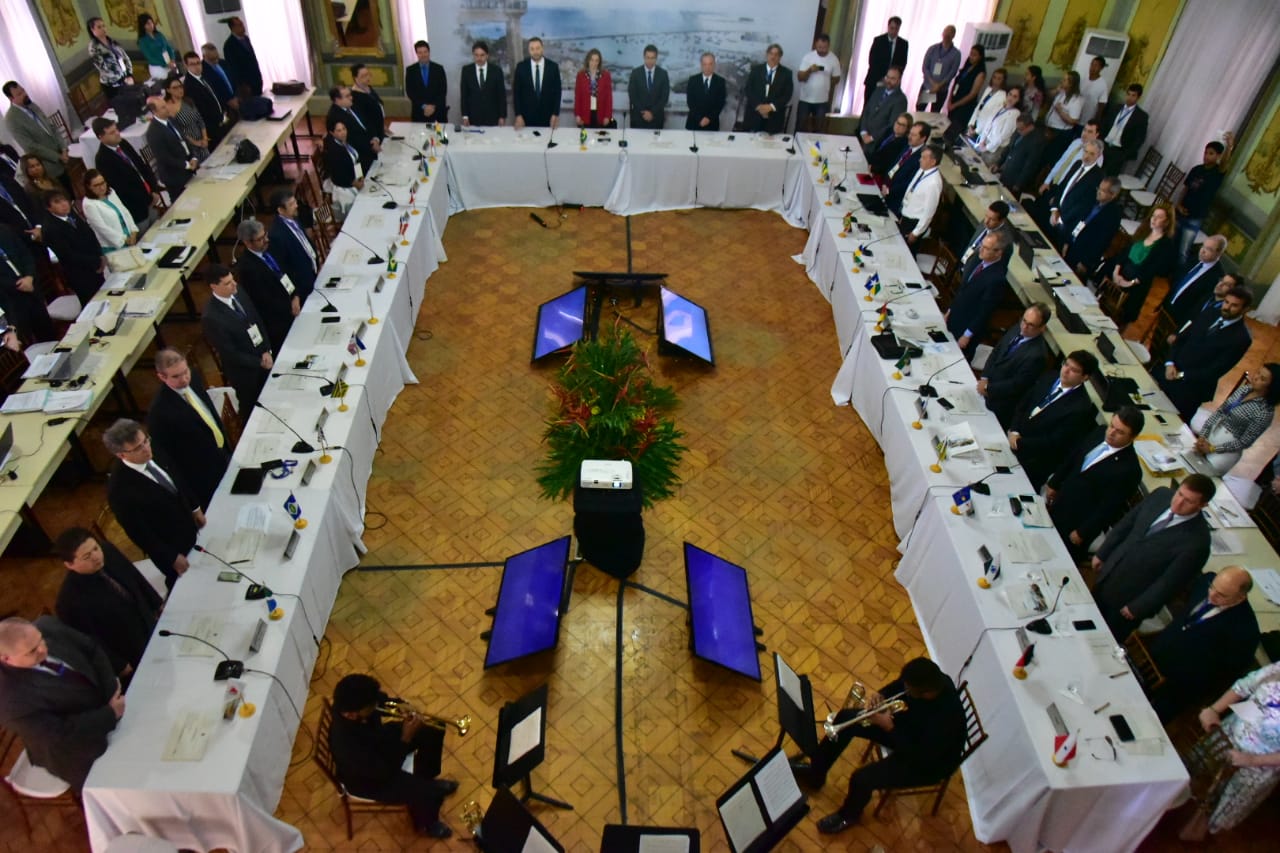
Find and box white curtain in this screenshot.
[839,0,998,117]
[0,0,73,139]
[243,0,312,86]
[395,0,430,65]
[176,0,208,52]
[1142,0,1280,176]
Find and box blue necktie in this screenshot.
[1038,383,1062,409]
[1172,264,1205,302]
[1006,335,1025,353]
[231,297,246,318]
[346,108,366,131]
[212,63,232,95]
[1081,443,1108,471]
[0,184,12,204]
[1187,598,1214,624]
[421,63,429,87]
[767,68,774,85]
[262,252,281,275]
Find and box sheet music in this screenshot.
[754,750,802,822]
[520,827,558,853]
[776,657,803,710]
[638,835,690,853]
[719,783,766,852]
[507,707,542,765]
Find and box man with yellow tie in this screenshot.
[147,348,230,509]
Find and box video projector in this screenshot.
[580,460,634,490]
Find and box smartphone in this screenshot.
[1154,413,1168,425]
[217,570,240,582]
[928,330,948,343]
[1072,619,1097,631]
[1109,714,1136,742]
[905,281,923,289]
[936,398,955,411]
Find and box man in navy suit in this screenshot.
[996,113,1044,196]
[1157,285,1253,421]
[1045,407,1145,559]
[862,16,909,105]
[513,37,561,129]
[1008,351,1100,489]
[222,16,263,97]
[1062,176,1123,277]
[1162,235,1227,327]
[883,121,928,212]
[685,53,727,131]
[200,43,238,110]
[182,52,228,147]
[405,40,448,123]
[979,303,1052,428]
[267,188,318,302]
[945,232,1011,357]
[866,112,910,175]
[1033,139,1104,238]
[627,44,669,129]
[148,348,230,509]
[200,263,273,414]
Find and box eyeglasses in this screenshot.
[1086,736,1117,762]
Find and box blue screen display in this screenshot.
[484,537,571,668]
[533,287,588,360]
[660,287,713,364]
[684,542,761,680]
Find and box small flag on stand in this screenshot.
[284,492,307,530]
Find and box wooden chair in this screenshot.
[311,141,329,184]
[1249,479,1280,550]
[315,699,412,839]
[1177,726,1239,840]
[1122,632,1166,694]
[1145,307,1180,366]
[859,681,987,817]
[915,239,959,306]
[0,726,81,839]
[1152,162,1186,207]
[311,201,339,260]
[1096,277,1130,325]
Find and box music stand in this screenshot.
[600,824,700,852]
[476,786,565,853]
[716,746,809,853]
[492,684,573,810]
[732,653,819,766]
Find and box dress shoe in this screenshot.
[421,821,452,839]
[433,778,460,796]
[817,812,857,835]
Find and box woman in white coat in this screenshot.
[82,169,140,252]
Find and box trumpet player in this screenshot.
[790,658,967,836]
[330,674,459,839]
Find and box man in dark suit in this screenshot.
[945,232,1011,357]
[459,41,506,127]
[182,52,228,147]
[0,142,20,181]
[330,673,455,839]
[862,16,909,105]
[0,616,124,791]
[144,95,198,197]
[996,113,1045,196]
[686,53,727,131]
[1157,285,1253,421]
[512,37,561,129]
[866,112,910,175]
[234,219,299,355]
[627,44,669,130]
[1034,139,1104,239]
[405,40,448,123]
[92,118,160,229]
[1100,84,1148,176]
[0,168,41,250]
[267,188,318,301]
[104,418,204,590]
[351,64,387,147]
[1161,235,1227,327]
[1146,567,1260,721]
[958,201,1016,268]
[199,43,238,111]
[1008,351,1100,489]
[328,86,377,173]
[41,190,105,305]
[1091,477,1214,640]
[0,224,55,342]
[53,528,162,681]
[883,121,928,212]
[1044,407,1144,559]
[795,659,966,836]
[1062,176,1123,277]
[979,303,1052,428]
[201,263,273,413]
[148,348,230,509]
[222,16,263,96]
[743,45,794,134]
[858,68,907,151]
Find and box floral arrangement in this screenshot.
[536,326,685,507]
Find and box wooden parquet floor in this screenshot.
[4,201,1280,852]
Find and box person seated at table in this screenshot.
[267,188,318,302]
[18,153,59,196]
[53,527,162,685]
[994,112,1043,196]
[41,189,106,305]
[81,169,140,254]
[148,348,230,509]
[898,143,943,253]
[234,219,299,356]
[883,121,929,213]
[1156,284,1253,422]
[957,201,1015,268]
[978,303,1052,428]
[1145,567,1259,723]
[1044,407,1144,560]
[328,86,378,173]
[104,418,206,590]
[1188,661,1280,840]
[944,231,1011,357]
[322,118,364,217]
[1061,175,1123,279]
[866,112,911,176]
[1007,350,1099,489]
[858,67,907,151]
[1091,476,1214,641]
[0,615,125,792]
[683,52,723,132]
[1104,206,1177,331]
[1189,364,1280,475]
[200,264,273,413]
[789,658,967,835]
[330,674,456,839]
[0,223,56,343]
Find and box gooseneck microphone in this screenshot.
[312,284,340,313]
[253,402,316,453]
[918,355,967,398]
[385,136,423,160]
[336,231,385,264]
[1026,576,1071,635]
[194,545,271,599]
[157,630,244,680]
[689,129,698,153]
[366,176,398,210]
[619,111,628,148]
[546,126,558,149]
[856,232,900,257]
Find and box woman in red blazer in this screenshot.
[574,48,614,128]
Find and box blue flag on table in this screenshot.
[284,492,302,522]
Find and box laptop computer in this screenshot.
[48,335,91,381]
[1096,333,1118,364]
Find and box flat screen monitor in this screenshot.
[659,287,714,365]
[684,543,761,681]
[484,536,571,668]
[531,286,588,362]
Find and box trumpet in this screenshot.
[377,698,471,736]
[821,678,907,740]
